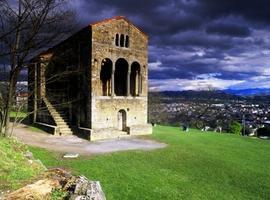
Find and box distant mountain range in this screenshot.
[151,89,270,101]
[159,90,239,99]
[224,88,270,96]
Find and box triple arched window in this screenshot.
[115,34,129,48]
[100,58,142,97]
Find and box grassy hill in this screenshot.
[0,137,44,191]
[29,126,270,200]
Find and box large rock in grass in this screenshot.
[4,179,60,200]
[67,176,106,200]
[4,168,106,200]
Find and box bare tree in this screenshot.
[0,0,75,136]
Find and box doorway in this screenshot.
[118,109,127,131]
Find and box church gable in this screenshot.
[91,16,148,51]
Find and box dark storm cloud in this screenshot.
[206,23,251,37]
[197,0,270,24]
[71,0,270,90]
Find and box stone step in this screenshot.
[60,132,73,135]
[50,110,65,115]
[60,128,72,132]
[59,128,72,132]
[44,98,73,135]
[58,125,71,128]
[54,116,69,120]
[51,114,62,118]
[60,131,73,135]
[56,121,68,126]
[55,121,69,126]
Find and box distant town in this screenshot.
[149,90,270,134]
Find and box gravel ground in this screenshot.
[13,124,167,155]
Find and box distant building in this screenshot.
[16,92,28,106]
[28,16,152,140]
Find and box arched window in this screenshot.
[125,35,129,48]
[120,34,125,47]
[115,34,119,46]
[115,58,128,96]
[100,58,112,96]
[130,62,141,96]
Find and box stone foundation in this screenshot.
[128,124,153,135]
[80,124,152,141]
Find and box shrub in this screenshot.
[228,121,242,135]
[51,188,68,200]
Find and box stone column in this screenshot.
[127,68,131,96]
[111,62,115,97]
[138,73,142,96]
[136,71,139,96]
[40,62,46,98]
[33,63,37,123]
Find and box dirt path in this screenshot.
[12,124,166,155]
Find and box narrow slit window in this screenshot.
[125,35,129,48]
[115,34,119,46]
[120,34,124,47]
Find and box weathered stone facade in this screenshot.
[28,16,152,140]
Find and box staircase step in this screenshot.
[60,132,73,135]
[55,121,69,125]
[57,126,70,130]
[43,97,74,135]
[60,129,72,132]
[60,128,72,131]
[56,122,68,126]
[54,116,69,120]
[58,125,70,128]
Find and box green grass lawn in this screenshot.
[10,111,27,119]
[0,137,44,191]
[29,126,270,200]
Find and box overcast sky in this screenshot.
[70,0,270,91]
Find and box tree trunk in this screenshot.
[3,71,18,136]
[3,86,12,136]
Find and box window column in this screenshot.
[111,62,115,97]
[136,70,139,96]
[127,65,131,96]
[139,74,142,95]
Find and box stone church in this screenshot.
[28,16,152,140]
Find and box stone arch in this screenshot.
[100,58,112,96]
[115,58,128,96]
[118,109,127,131]
[130,62,141,96]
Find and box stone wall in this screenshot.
[91,18,148,97]
[92,97,148,129]
[28,17,152,139]
[28,27,92,128]
[90,17,150,134]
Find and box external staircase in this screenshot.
[43,97,73,135]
